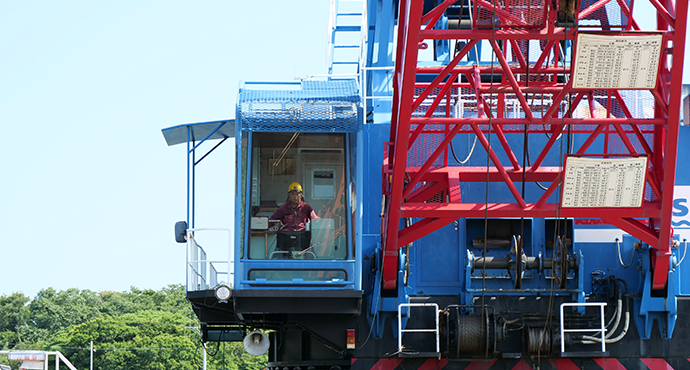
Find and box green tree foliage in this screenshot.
[0,285,267,370]
[24,288,101,342]
[51,310,198,370]
[0,292,29,347]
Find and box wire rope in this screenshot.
[519,39,531,289]
[481,0,500,314]
[538,24,571,368]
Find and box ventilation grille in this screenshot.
[238,80,362,132]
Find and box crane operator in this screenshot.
[270,182,319,257]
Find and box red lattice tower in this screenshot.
[382,0,688,290]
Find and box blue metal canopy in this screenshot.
[237,80,362,132]
[161,119,235,146]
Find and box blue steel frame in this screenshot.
[162,119,234,229]
[186,124,230,229]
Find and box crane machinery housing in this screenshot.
[162,0,690,368]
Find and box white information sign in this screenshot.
[562,156,647,208]
[572,33,662,89]
[8,352,45,361]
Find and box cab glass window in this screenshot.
[248,133,348,261]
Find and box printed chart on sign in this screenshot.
[562,156,648,207]
[572,33,662,89]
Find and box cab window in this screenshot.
[248,132,348,261]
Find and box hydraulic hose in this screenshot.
[581,280,630,344]
[581,309,630,344]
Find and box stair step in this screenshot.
[334,25,361,32]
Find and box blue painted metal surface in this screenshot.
[237,80,362,133]
[162,70,690,346]
[162,0,690,366]
[634,236,681,339]
[231,79,363,291]
[162,119,235,146]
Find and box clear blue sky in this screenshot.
[0,1,329,297]
[0,1,688,298]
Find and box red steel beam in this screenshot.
[400,202,662,219]
[410,117,668,125]
[651,0,687,289]
[383,0,424,290]
[406,166,562,182]
[382,0,687,292]
[489,39,535,121]
[416,66,571,74]
[420,29,576,41]
[408,180,449,203]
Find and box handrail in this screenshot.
[185,228,233,291]
[398,303,440,356]
[0,351,79,370]
[560,302,607,354]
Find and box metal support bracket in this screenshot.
[369,245,411,339]
[634,240,680,339]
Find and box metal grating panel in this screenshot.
[507,41,560,65]
[408,181,437,199]
[407,88,656,134]
[409,124,447,168]
[578,0,632,29]
[404,87,657,185]
[475,0,547,28]
[238,79,362,132]
[413,86,449,118]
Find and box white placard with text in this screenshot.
[562,156,647,208]
[573,33,662,89]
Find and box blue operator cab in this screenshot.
[162,79,363,343]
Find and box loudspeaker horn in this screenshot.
[243,330,270,356]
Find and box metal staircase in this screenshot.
[327,0,365,78]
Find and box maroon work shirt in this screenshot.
[270,201,316,231]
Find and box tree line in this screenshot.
[0,285,266,370]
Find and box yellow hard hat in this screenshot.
[288,182,303,193]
